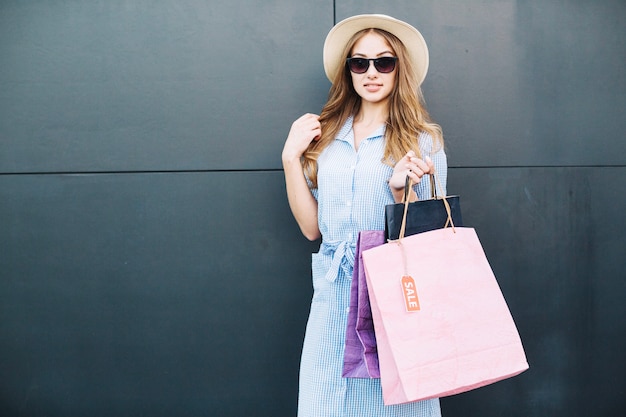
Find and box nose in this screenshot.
[366,61,378,76]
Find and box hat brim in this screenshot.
[323,14,429,86]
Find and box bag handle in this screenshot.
[398,174,455,241]
[402,173,440,203]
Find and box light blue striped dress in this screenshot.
[298,116,447,417]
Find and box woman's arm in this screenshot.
[282,114,322,241]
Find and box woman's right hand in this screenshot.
[282,113,322,241]
[282,113,321,163]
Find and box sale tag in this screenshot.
[401,275,420,312]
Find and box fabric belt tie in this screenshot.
[320,240,356,282]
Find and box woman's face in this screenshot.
[349,32,397,105]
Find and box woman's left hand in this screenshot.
[388,151,434,201]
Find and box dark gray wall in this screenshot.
[1,1,624,416]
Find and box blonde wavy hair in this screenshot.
[303,28,444,188]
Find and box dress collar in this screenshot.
[336,115,386,144]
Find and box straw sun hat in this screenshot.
[322,14,429,86]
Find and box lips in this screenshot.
[364,83,382,92]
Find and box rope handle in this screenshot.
[397,173,455,241]
[401,173,440,203]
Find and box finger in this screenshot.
[312,127,322,141]
[410,167,425,178]
[407,170,422,184]
[301,118,319,130]
[406,161,423,174]
[424,155,434,172]
[306,118,321,128]
[296,113,319,129]
[306,113,320,124]
[396,152,411,167]
[413,159,431,175]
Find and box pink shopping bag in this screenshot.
[362,226,529,405]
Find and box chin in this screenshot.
[362,95,389,104]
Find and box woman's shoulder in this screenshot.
[417,130,435,151]
[417,130,444,156]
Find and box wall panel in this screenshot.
[443,166,626,416]
[336,0,626,167]
[0,172,317,416]
[0,0,331,173]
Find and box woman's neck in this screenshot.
[354,100,389,128]
[352,100,390,150]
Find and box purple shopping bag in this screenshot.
[342,230,386,378]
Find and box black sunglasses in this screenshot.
[346,57,398,74]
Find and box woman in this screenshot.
[282,14,446,417]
